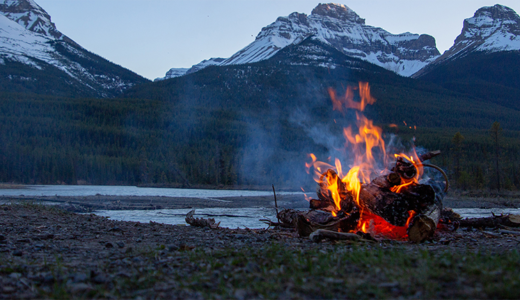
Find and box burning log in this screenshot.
[296,210,360,237]
[357,175,437,226]
[307,157,446,242]
[301,81,449,243]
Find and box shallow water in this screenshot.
[94,207,277,229]
[0,185,299,198]
[3,185,519,229]
[93,207,520,229]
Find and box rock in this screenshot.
[92,274,108,284]
[0,234,5,240]
[167,245,179,252]
[9,272,22,279]
[72,273,88,283]
[12,250,22,256]
[116,241,125,248]
[16,238,31,243]
[68,283,92,294]
[2,286,16,294]
[105,242,114,248]
[43,274,55,284]
[234,289,247,300]
[245,262,261,273]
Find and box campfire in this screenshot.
[186,82,520,243]
[289,82,448,243]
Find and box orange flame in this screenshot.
[305,82,425,239]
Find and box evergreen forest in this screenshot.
[1,58,520,191]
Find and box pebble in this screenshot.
[105,242,114,248]
[12,250,23,256]
[9,272,22,279]
[2,286,16,294]
[0,234,5,241]
[16,238,31,243]
[68,283,92,294]
[43,274,55,284]
[116,241,125,248]
[73,273,88,283]
[167,245,179,252]
[92,274,108,284]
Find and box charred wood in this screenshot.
[419,150,441,162]
[296,210,360,237]
[358,181,437,226]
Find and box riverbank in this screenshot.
[1,203,520,299]
[1,192,520,213]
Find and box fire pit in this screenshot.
[281,82,449,242]
[185,82,520,242]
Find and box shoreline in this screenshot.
[1,194,520,212]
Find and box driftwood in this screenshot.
[185,210,220,229]
[499,229,520,236]
[458,214,520,229]
[309,229,360,243]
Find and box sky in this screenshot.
[37,0,520,80]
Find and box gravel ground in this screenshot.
[1,192,520,298]
[1,200,520,298]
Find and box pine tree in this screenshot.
[490,121,502,191]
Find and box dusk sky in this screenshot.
[37,1,520,80]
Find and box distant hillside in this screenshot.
[415,51,520,111]
[0,0,149,97]
[124,38,520,131]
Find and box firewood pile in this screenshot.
[258,151,520,243]
[266,151,447,243]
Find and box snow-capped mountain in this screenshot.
[0,0,65,40]
[0,0,147,97]
[414,4,520,77]
[158,3,440,80]
[413,4,520,111]
[155,58,226,81]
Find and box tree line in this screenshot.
[0,90,519,191]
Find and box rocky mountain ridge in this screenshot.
[159,3,520,82]
[0,0,148,97]
[414,4,520,77]
[158,3,441,80]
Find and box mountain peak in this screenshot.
[451,4,520,55]
[412,5,520,78]
[0,0,64,39]
[311,3,365,24]
[475,4,517,18]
